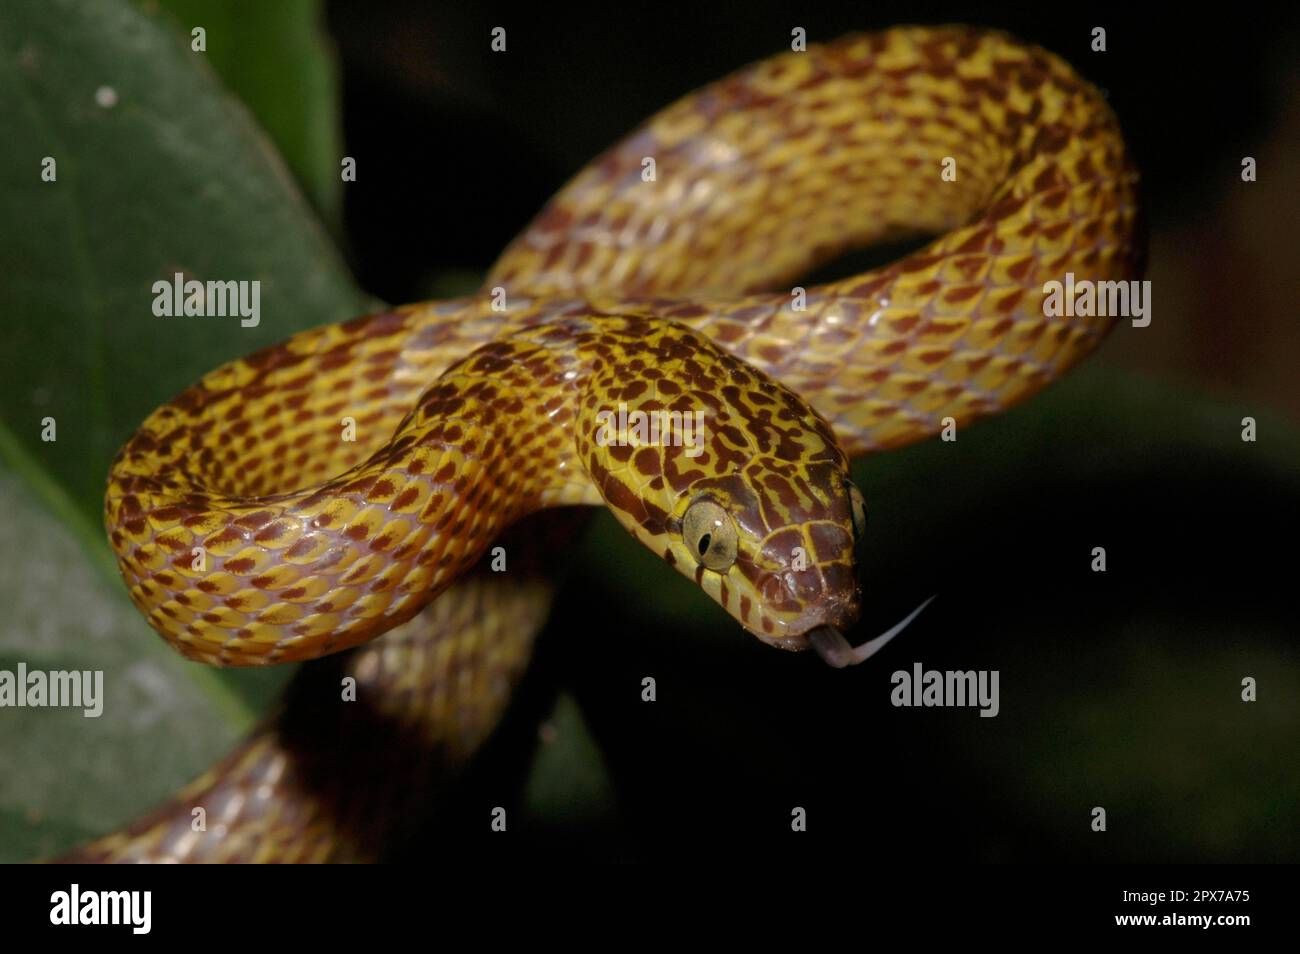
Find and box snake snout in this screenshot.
[756,567,860,645]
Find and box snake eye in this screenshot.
[849,483,867,544]
[682,498,738,572]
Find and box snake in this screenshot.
[56,26,1141,862]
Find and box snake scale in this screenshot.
[59,27,1141,862]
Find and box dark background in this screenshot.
[310,3,1299,861]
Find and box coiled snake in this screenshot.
[61,27,1141,862]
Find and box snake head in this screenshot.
[663,457,865,650]
[575,317,865,655]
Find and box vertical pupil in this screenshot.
[697,533,712,556]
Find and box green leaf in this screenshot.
[0,0,371,535]
[0,0,371,859]
[0,469,245,862]
[141,0,345,227]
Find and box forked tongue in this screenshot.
[807,595,937,668]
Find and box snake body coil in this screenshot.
[66,27,1141,862]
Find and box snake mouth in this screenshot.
[805,595,938,668]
